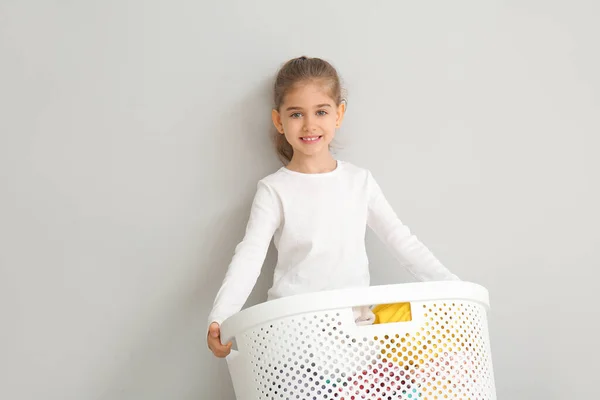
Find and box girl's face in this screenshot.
[272,81,345,160]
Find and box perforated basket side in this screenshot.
[231,299,495,399]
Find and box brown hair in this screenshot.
[273,56,344,164]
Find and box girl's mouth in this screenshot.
[300,136,323,143]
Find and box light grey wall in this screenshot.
[1,1,598,399]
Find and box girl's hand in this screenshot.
[207,322,232,358]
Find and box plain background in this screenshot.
[1,1,598,399]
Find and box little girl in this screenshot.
[207,56,459,358]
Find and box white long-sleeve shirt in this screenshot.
[208,161,459,327]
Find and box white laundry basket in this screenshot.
[220,281,496,400]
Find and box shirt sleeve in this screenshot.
[207,181,282,330]
[366,171,460,282]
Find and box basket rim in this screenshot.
[220,281,490,343]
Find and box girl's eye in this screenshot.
[316,110,328,116]
[290,112,302,118]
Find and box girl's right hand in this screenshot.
[207,322,232,358]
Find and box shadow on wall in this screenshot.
[203,75,281,309]
[92,79,280,400]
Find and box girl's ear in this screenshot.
[335,101,346,128]
[272,109,284,134]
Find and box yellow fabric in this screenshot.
[372,302,412,324]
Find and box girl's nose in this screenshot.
[303,116,316,131]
